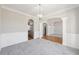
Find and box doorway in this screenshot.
[42,18,63,44]
[28,19,34,40]
[43,23,47,36]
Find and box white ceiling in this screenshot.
[2,4,79,17]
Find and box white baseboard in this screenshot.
[63,33,79,49]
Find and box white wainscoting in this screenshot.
[34,31,40,39]
[0,34,1,51]
[63,33,79,49]
[1,32,28,49]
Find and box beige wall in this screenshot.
[2,8,27,33]
[0,5,2,50]
[74,7,79,34]
[0,6,1,34]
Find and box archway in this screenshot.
[42,18,63,44]
[28,19,34,40]
[43,23,47,37]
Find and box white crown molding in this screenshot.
[43,6,79,19]
[1,5,79,20]
[1,6,35,18]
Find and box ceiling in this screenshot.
[2,4,79,17]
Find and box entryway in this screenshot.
[43,23,47,37]
[42,18,63,44]
[28,19,34,40]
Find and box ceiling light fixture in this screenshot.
[37,4,43,19]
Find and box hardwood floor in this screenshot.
[42,35,62,44]
[28,31,33,40]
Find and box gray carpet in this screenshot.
[0,39,79,55]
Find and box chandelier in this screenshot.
[37,4,43,20]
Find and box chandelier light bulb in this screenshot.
[37,14,43,18]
